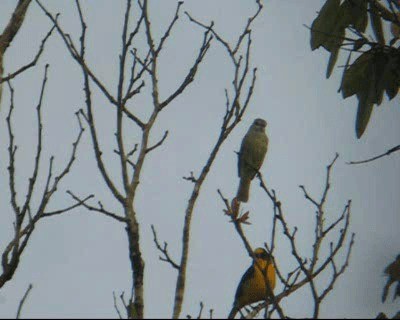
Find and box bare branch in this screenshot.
[185,12,231,55]
[159,30,212,110]
[183,171,197,183]
[129,49,152,76]
[37,0,146,130]
[36,0,118,105]
[114,149,137,170]
[0,24,55,84]
[320,153,339,206]
[0,0,32,55]
[0,0,33,106]
[16,283,33,319]
[123,49,150,104]
[145,130,169,154]
[55,1,125,204]
[1,66,86,290]
[156,1,184,55]
[172,3,262,317]
[217,191,254,257]
[299,185,320,208]
[196,301,204,319]
[348,144,400,164]
[113,291,124,319]
[248,153,355,319]
[67,191,128,223]
[42,194,93,217]
[20,65,49,221]
[151,225,180,270]
[218,191,286,319]
[124,80,145,102]
[322,204,347,237]
[319,233,355,302]
[6,81,20,217]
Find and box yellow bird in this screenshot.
[228,248,276,319]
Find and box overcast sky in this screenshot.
[0,0,399,318]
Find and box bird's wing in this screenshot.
[238,133,251,177]
[234,265,255,308]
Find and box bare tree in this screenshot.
[220,153,354,318]
[1,64,85,289]
[34,0,263,317]
[0,1,358,318]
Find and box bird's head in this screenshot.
[253,247,272,269]
[252,118,267,132]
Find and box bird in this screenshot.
[236,118,268,202]
[382,254,400,303]
[228,247,276,319]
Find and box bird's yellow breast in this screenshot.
[235,261,276,308]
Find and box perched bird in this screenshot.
[382,254,400,303]
[228,247,276,319]
[237,118,268,202]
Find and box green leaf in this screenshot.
[356,72,375,138]
[341,52,372,99]
[350,0,368,33]
[356,91,374,139]
[323,23,345,52]
[339,0,358,26]
[384,55,400,100]
[373,52,389,106]
[369,2,385,45]
[326,47,339,78]
[310,0,341,50]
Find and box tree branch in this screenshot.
[145,130,168,154]
[0,24,55,84]
[172,3,262,317]
[151,225,180,270]
[348,144,400,164]
[16,283,33,319]
[67,191,127,223]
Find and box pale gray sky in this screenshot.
[0,0,399,318]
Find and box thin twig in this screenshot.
[145,130,169,154]
[0,24,55,83]
[67,191,127,223]
[196,301,204,319]
[255,155,354,318]
[151,225,180,270]
[16,283,33,319]
[113,291,123,319]
[347,144,400,164]
[42,194,93,217]
[183,171,197,183]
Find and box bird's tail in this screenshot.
[382,280,393,302]
[228,306,238,319]
[394,281,400,301]
[237,177,251,202]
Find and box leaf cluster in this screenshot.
[310,0,400,138]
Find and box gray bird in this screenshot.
[237,118,268,202]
